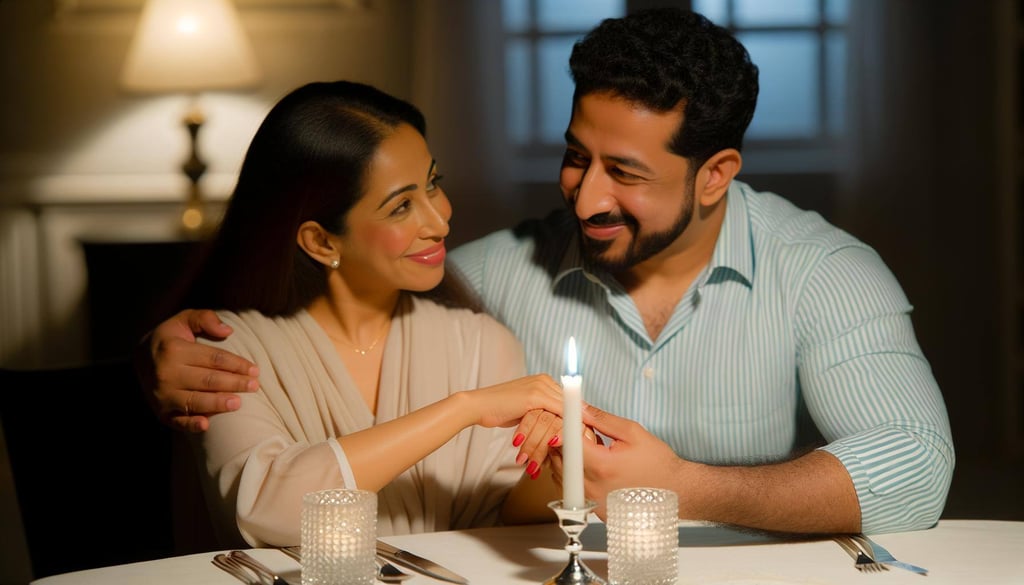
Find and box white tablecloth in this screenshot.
[32,519,1024,584]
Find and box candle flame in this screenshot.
[566,336,578,376]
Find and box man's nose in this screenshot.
[573,166,616,219]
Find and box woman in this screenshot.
[180,81,562,547]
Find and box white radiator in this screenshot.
[0,209,43,368]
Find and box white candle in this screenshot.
[560,336,585,510]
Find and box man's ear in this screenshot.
[296,221,338,267]
[696,148,742,206]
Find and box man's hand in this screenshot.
[134,309,259,433]
[564,404,861,533]
[573,404,685,518]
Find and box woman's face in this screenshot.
[335,123,452,294]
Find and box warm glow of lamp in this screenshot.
[121,0,261,235]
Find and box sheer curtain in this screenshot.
[409,0,517,247]
[840,0,1013,457]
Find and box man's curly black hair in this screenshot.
[569,8,759,169]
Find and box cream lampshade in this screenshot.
[121,0,261,235]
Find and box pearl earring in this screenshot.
[330,258,340,269]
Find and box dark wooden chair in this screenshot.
[0,359,176,579]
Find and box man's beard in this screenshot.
[577,183,695,273]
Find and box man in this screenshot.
[140,8,953,535]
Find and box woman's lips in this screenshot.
[407,242,446,266]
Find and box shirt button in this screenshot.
[642,367,654,379]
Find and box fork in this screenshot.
[279,545,411,582]
[851,533,928,575]
[833,535,889,573]
[213,553,259,584]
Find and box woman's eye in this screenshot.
[426,174,444,191]
[390,200,411,216]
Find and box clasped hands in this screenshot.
[512,402,686,519]
[508,407,597,481]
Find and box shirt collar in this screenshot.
[705,180,754,289]
[551,180,755,291]
[551,229,600,289]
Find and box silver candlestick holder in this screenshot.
[543,499,606,585]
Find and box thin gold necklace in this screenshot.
[328,321,390,356]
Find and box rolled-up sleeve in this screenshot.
[795,245,955,533]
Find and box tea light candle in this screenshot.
[625,528,661,560]
[560,337,585,510]
[606,487,679,583]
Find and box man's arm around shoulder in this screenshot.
[135,309,259,432]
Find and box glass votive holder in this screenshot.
[301,488,378,585]
[606,487,679,585]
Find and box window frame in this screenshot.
[500,0,848,180]
[701,0,847,174]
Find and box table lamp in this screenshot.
[120,0,261,236]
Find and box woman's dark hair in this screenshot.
[569,8,759,169]
[175,80,480,316]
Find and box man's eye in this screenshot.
[562,150,588,166]
[610,167,641,181]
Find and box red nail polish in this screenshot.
[512,433,526,447]
[530,470,541,480]
[526,461,539,475]
[548,435,560,446]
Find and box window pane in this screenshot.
[734,0,818,27]
[538,36,577,143]
[825,30,846,137]
[692,0,728,26]
[739,31,819,139]
[503,0,530,33]
[537,0,623,32]
[505,39,531,146]
[825,0,849,26]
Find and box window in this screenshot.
[501,0,848,177]
[693,0,848,171]
[503,0,625,151]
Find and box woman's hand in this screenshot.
[465,374,563,428]
[512,409,562,479]
[462,374,564,478]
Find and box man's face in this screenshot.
[559,92,696,273]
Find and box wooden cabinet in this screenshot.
[80,238,206,361]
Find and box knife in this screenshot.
[852,534,928,575]
[376,540,469,584]
[228,550,292,585]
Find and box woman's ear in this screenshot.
[296,221,339,268]
[696,148,742,206]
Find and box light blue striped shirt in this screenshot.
[449,180,954,534]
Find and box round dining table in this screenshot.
[32,519,1024,584]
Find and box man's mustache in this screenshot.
[565,190,636,230]
[582,212,634,228]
